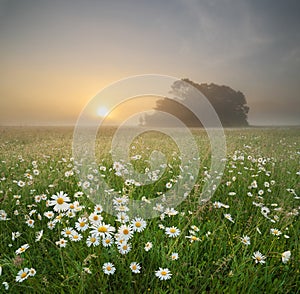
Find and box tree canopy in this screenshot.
[141,79,249,127]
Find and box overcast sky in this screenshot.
[0,0,299,126]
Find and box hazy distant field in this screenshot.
[0,126,299,293]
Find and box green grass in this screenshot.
[0,126,299,293]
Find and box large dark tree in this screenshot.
[142,79,249,127]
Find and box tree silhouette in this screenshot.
[142,79,249,127]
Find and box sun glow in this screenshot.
[97,106,109,117]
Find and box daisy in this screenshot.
[75,217,89,232]
[86,235,100,247]
[70,231,82,242]
[118,224,134,240]
[116,212,129,223]
[224,214,235,223]
[61,227,75,238]
[130,262,141,274]
[165,226,180,238]
[240,235,251,246]
[131,217,147,233]
[185,235,200,243]
[44,211,54,219]
[16,268,29,282]
[2,282,9,290]
[15,244,30,255]
[118,242,132,255]
[56,238,68,248]
[26,219,35,228]
[94,204,103,214]
[102,262,116,275]
[281,251,291,264]
[164,207,178,217]
[252,251,266,264]
[90,222,115,237]
[35,230,43,242]
[47,220,57,230]
[171,253,179,261]
[102,236,113,247]
[88,213,103,224]
[155,267,172,280]
[144,242,153,251]
[12,231,21,241]
[48,191,70,213]
[270,228,282,236]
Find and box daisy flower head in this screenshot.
[56,238,68,248]
[90,222,115,237]
[240,235,251,246]
[224,214,235,223]
[49,191,70,213]
[61,227,75,238]
[70,231,82,242]
[131,217,147,233]
[144,241,153,251]
[165,226,180,238]
[270,228,282,236]
[88,213,103,224]
[102,236,113,247]
[118,242,132,255]
[75,217,89,232]
[281,250,291,264]
[171,252,179,261]
[185,235,200,243]
[116,212,129,223]
[130,262,141,274]
[86,235,100,247]
[16,268,29,282]
[94,204,103,214]
[155,267,172,280]
[15,244,30,255]
[103,262,116,275]
[118,224,134,240]
[26,219,35,228]
[252,251,266,264]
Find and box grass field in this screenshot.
[0,126,299,293]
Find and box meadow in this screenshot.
[0,126,299,293]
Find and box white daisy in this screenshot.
[224,214,235,223]
[131,217,147,233]
[171,252,179,261]
[86,235,100,247]
[70,231,82,242]
[61,227,75,238]
[165,226,180,238]
[102,236,113,247]
[90,222,115,237]
[15,244,30,255]
[144,242,153,251]
[281,251,291,264]
[240,235,250,246]
[16,268,29,282]
[118,224,134,240]
[270,228,282,236]
[252,251,266,264]
[102,262,116,275]
[56,238,68,247]
[155,267,172,280]
[118,242,131,255]
[75,217,89,232]
[130,262,141,274]
[88,213,103,224]
[49,191,70,212]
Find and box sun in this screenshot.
[97,106,109,117]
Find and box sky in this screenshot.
[0,0,300,126]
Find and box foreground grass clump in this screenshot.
[0,126,299,293]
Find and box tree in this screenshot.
[142,79,249,127]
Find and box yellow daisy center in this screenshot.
[123,229,129,235]
[80,222,85,227]
[98,226,107,233]
[21,272,27,279]
[132,265,137,270]
[170,228,176,233]
[135,222,141,227]
[90,237,96,243]
[161,271,167,276]
[93,216,99,221]
[106,266,111,271]
[191,236,197,241]
[73,235,78,239]
[57,197,64,205]
[105,239,110,244]
[66,230,71,235]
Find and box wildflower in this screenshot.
[15,244,30,255]
[61,227,75,238]
[144,242,153,251]
[29,268,36,276]
[102,262,116,275]
[26,219,35,228]
[118,224,134,240]
[155,267,172,280]
[171,253,179,260]
[118,242,132,255]
[0,210,8,221]
[165,226,180,238]
[224,214,235,223]
[281,251,291,264]
[86,235,100,247]
[240,235,250,246]
[102,236,113,247]
[94,204,103,214]
[75,217,89,232]
[131,217,147,232]
[88,213,103,224]
[70,231,83,242]
[185,235,200,243]
[48,191,70,213]
[90,222,115,237]
[35,230,43,242]
[56,238,68,248]
[116,212,129,223]
[12,232,21,241]
[44,211,54,219]
[252,251,266,264]
[2,282,9,290]
[213,201,229,209]
[270,228,282,236]
[16,268,29,282]
[130,262,141,273]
